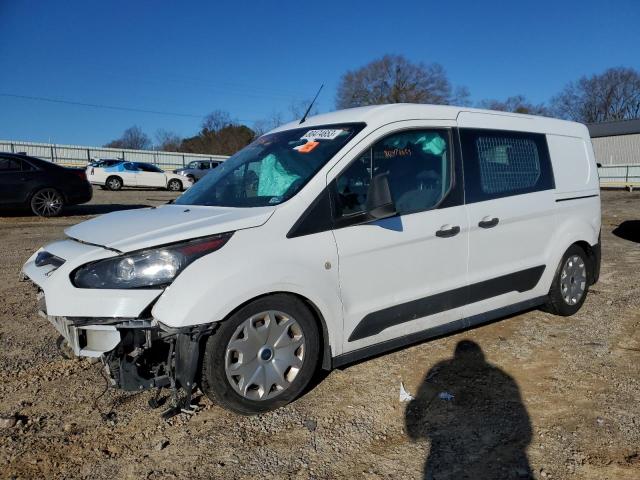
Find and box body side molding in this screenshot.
[555,194,599,202]
[334,296,547,368]
[348,265,545,342]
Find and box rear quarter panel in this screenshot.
[546,131,601,285]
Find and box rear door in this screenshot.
[330,122,470,354]
[0,157,38,204]
[119,162,139,186]
[136,163,166,187]
[0,157,27,203]
[459,127,556,318]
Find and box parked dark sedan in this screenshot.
[0,153,92,217]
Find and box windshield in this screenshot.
[175,123,364,207]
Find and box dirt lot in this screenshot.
[0,188,638,479]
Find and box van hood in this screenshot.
[65,204,276,252]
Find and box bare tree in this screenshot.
[201,110,233,133]
[478,95,550,116]
[253,111,285,137]
[154,129,182,152]
[253,99,319,137]
[335,55,464,109]
[451,86,472,107]
[104,126,151,150]
[551,67,640,123]
[180,110,255,155]
[288,98,319,121]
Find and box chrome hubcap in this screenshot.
[560,255,587,305]
[225,310,305,401]
[33,190,62,216]
[169,181,180,191]
[108,179,120,189]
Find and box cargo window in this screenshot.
[460,129,554,203]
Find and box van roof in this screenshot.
[272,103,588,137]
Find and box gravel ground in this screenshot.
[0,188,638,480]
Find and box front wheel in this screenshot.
[201,294,320,415]
[543,244,590,316]
[30,188,64,217]
[167,179,182,192]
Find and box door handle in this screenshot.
[436,225,461,238]
[478,216,499,229]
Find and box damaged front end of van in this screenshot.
[20,206,251,417]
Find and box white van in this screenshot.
[22,105,601,415]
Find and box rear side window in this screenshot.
[460,129,554,203]
[0,158,24,172]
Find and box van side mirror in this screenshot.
[366,174,397,220]
[596,163,602,168]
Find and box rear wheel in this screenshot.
[106,176,123,191]
[543,244,589,316]
[201,294,320,415]
[167,179,182,192]
[30,188,64,217]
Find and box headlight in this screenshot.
[72,233,233,289]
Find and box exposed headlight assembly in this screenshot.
[72,233,233,289]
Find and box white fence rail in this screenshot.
[598,164,640,189]
[0,140,228,171]
[3,139,637,190]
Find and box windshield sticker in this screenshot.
[301,129,344,141]
[294,141,319,153]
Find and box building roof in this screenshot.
[587,118,640,138]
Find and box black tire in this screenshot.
[30,188,64,217]
[543,244,590,316]
[201,294,320,415]
[106,176,123,191]
[167,179,182,192]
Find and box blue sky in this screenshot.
[1,0,638,146]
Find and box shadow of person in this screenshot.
[406,340,533,479]
[612,220,640,243]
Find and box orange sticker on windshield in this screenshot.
[294,141,319,153]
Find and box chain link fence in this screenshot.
[0,140,228,171]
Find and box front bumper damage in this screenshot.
[21,239,219,417]
[29,283,215,418]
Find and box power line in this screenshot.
[0,92,205,119]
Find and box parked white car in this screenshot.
[23,104,601,415]
[87,161,193,191]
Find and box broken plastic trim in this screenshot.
[104,320,219,419]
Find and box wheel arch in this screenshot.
[105,174,123,186]
[213,291,333,371]
[167,178,183,191]
[27,185,64,203]
[570,239,600,285]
